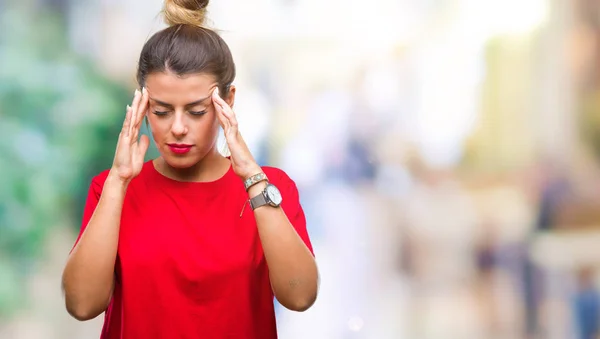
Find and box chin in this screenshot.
[164,157,197,169]
[160,148,210,169]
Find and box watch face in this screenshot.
[265,184,283,206]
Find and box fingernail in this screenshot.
[214,87,220,97]
[134,89,140,97]
[142,87,146,95]
[127,105,131,110]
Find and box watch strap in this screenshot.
[244,172,267,191]
[250,192,268,210]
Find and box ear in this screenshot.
[225,85,236,108]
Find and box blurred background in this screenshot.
[4,0,600,338]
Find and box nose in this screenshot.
[171,111,188,137]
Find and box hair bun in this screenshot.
[164,0,210,27]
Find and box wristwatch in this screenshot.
[250,183,283,210]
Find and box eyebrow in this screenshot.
[149,95,211,108]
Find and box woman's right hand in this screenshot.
[110,89,150,184]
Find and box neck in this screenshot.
[154,147,230,182]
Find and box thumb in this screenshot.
[137,134,150,158]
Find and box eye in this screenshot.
[153,110,169,116]
[190,110,207,116]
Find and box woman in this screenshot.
[61,1,319,338]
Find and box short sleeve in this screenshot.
[272,168,314,255]
[70,172,107,253]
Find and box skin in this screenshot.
[61,71,319,321]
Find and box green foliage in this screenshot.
[0,5,140,316]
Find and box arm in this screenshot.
[61,174,127,320]
[210,88,318,311]
[248,181,319,312]
[62,90,149,320]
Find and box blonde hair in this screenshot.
[163,0,209,27]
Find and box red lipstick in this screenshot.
[167,143,193,154]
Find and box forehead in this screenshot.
[145,71,216,103]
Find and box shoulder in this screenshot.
[88,161,153,191]
[261,166,293,184]
[261,166,300,193]
[90,168,111,189]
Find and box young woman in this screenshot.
[61,1,318,337]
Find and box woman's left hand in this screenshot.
[212,88,262,180]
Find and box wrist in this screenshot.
[240,164,263,181]
[106,170,130,191]
[247,180,268,198]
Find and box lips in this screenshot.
[167,144,193,154]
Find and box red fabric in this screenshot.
[74,161,313,339]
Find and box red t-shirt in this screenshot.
[73,160,313,339]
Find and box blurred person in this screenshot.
[403,158,485,337]
[523,160,570,338]
[276,89,370,338]
[60,1,318,338]
[474,223,502,337]
[573,267,600,339]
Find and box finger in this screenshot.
[212,86,222,102]
[219,106,237,135]
[129,89,142,135]
[212,88,232,114]
[134,88,149,129]
[218,109,231,136]
[131,92,149,143]
[121,106,132,137]
[212,87,232,114]
[211,86,232,106]
[224,107,238,129]
[131,122,140,145]
[137,134,150,159]
[212,88,238,130]
[213,95,229,131]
